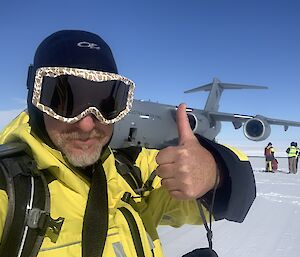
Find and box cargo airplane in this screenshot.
[110,78,300,149]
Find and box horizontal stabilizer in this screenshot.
[184,78,268,112]
[184,81,268,93]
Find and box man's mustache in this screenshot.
[61,130,102,140]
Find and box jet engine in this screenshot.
[172,108,200,132]
[243,116,271,141]
[187,112,198,132]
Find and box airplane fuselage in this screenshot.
[110,99,221,149]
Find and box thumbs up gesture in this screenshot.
[156,103,218,200]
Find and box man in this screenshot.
[286,142,298,174]
[0,30,256,257]
[264,142,275,172]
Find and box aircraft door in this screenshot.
[128,127,137,142]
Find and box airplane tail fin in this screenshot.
[184,78,268,112]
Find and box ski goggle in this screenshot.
[32,67,135,124]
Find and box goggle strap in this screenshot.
[27,65,34,90]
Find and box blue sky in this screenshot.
[1,0,300,155]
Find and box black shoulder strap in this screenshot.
[113,147,156,196]
[0,142,63,257]
[82,163,108,257]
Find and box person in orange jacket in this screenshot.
[264,142,276,172]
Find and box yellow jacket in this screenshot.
[0,112,206,257]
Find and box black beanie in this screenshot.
[32,30,118,73]
[27,30,118,143]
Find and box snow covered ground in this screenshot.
[158,156,300,257]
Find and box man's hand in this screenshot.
[156,103,218,200]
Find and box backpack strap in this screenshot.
[0,142,64,257]
[113,147,157,196]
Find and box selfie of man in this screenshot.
[0,30,256,257]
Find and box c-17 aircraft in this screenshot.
[110,78,300,149]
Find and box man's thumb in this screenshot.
[176,103,194,145]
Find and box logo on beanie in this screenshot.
[77,41,100,50]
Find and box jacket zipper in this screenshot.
[118,207,146,257]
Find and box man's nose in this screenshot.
[76,114,97,132]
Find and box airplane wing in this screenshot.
[208,111,300,141]
[209,111,300,128]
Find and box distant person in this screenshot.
[264,142,276,172]
[286,142,298,174]
[294,142,300,172]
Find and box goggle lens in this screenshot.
[40,75,129,119]
[32,67,135,124]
